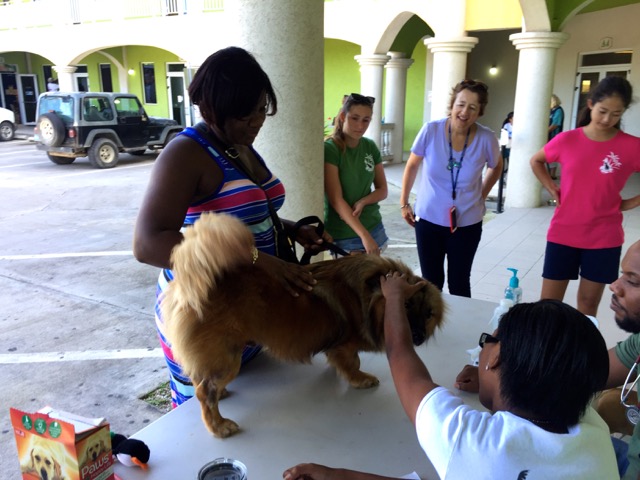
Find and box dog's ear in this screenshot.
[53,457,62,478]
[406,280,428,298]
[20,448,35,472]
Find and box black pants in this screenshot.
[415,219,482,298]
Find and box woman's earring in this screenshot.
[485,364,489,371]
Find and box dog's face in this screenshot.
[405,279,444,346]
[364,261,445,348]
[26,444,62,480]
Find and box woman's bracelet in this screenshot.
[251,246,259,265]
[400,204,411,209]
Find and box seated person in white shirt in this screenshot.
[284,276,618,480]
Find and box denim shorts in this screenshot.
[542,241,621,284]
[332,222,389,254]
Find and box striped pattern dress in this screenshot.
[155,126,285,407]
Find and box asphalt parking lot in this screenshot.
[0,138,169,477]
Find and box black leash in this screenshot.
[193,122,348,265]
[292,216,349,265]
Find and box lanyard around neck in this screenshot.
[448,122,471,201]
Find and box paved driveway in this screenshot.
[0,140,167,476]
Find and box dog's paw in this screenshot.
[349,372,380,389]
[210,418,240,438]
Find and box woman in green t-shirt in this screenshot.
[324,93,389,255]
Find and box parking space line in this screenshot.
[0,251,132,260]
[46,162,153,179]
[0,161,50,168]
[0,348,164,364]
[0,150,39,157]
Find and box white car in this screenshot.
[0,107,16,141]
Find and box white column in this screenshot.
[506,32,569,208]
[226,0,324,222]
[53,65,77,92]
[423,39,434,123]
[424,37,478,120]
[384,52,413,163]
[355,54,389,149]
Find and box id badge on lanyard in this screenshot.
[447,123,470,234]
[449,206,457,233]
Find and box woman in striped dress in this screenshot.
[133,47,327,407]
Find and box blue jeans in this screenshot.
[332,222,388,254]
[612,436,630,477]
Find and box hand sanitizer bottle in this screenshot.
[467,298,514,366]
[504,268,522,304]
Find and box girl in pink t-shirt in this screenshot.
[530,76,640,316]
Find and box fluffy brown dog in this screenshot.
[163,212,445,438]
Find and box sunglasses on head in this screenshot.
[347,93,375,106]
[459,79,488,92]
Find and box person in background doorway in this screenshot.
[530,76,640,317]
[324,93,389,255]
[547,94,564,179]
[399,80,502,297]
[548,94,564,140]
[499,111,513,172]
[143,68,157,104]
[47,78,59,92]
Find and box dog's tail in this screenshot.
[164,212,255,320]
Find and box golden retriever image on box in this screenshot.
[163,212,445,438]
[20,435,65,480]
[78,429,109,473]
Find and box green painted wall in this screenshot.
[120,46,181,118]
[1,51,50,94]
[324,38,361,130]
[404,41,426,151]
[547,0,640,30]
[324,37,426,152]
[389,15,433,56]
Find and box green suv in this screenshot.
[34,92,183,168]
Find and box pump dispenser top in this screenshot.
[504,268,522,304]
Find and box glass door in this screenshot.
[572,50,631,128]
[167,63,188,126]
[18,74,39,124]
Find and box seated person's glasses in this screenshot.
[478,332,499,348]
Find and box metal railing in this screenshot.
[380,123,395,162]
[0,0,224,29]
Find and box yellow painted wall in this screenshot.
[465,0,522,30]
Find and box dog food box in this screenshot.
[10,406,115,480]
